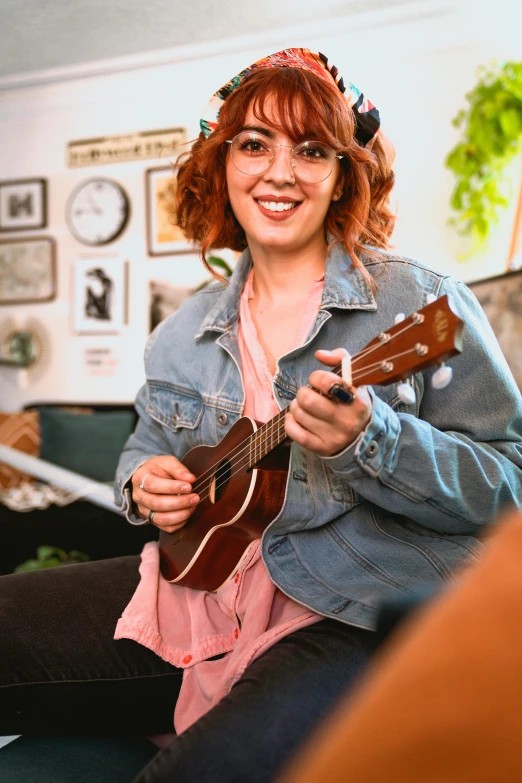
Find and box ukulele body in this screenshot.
[159,416,290,591]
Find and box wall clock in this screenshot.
[66,178,130,245]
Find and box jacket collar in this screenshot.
[195,241,376,340]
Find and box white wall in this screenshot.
[0,0,520,411]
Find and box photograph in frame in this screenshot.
[0,178,47,232]
[468,269,522,390]
[145,167,196,256]
[74,257,127,334]
[149,279,195,332]
[0,237,56,304]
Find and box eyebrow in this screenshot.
[239,125,276,139]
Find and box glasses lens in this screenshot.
[230,132,273,176]
[292,141,337,183]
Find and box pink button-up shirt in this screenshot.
[115,270,324,735]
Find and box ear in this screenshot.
[331,168,345,202]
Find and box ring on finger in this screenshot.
[139,473,150,491]
[147,509,156,524]
[327,382,357,405]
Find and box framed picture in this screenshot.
[73,257,127,334]
[0,178,47,232]
[0,237,56,304]
[469,269,522,390]
[149,279,194,332]
[145,167,196,256]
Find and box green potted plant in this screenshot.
[445,61,522,252]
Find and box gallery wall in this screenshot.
[0,0,519,411]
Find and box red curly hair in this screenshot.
[175,67,396,284]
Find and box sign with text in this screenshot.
[67,127,187,168]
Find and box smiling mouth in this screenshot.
[256,199,300,213]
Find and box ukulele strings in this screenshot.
[189,317,426,499]
[191,342,425,505]
[188,315,422,495]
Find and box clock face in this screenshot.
[66,178,130,245]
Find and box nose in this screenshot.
[263,144,295,186]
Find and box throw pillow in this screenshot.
[0,411,41,489]
[38,408,136,483]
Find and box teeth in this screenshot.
[258,200,296,212]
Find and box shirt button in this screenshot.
[218,413,228,425]
[366,441,378,457]
[234,629,239,639]
[183,654,192,664]
[234,573,240,583]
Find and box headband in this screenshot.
[200,48,380,148]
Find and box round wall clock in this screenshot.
[66,178,130,245]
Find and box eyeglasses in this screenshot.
[225,132,343,184]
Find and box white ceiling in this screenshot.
[1,0,417,79]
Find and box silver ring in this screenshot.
[139,473,150,491]
[147,510,156,524]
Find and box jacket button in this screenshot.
[366,441,378,457]
[218,413,228,425]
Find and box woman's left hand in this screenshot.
[285,349,372,457]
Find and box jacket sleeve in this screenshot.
[113,381,178,524]
[323,276,522,535]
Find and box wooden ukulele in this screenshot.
[159,295,463,591]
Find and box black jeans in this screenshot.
[0,556,376,783]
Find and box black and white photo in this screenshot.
[0,178,47,232]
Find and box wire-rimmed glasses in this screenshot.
[226,132,343,184]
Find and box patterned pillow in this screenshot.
[0,411,41,489]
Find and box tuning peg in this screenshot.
[431,363,453,390]
[394,312,406,324]
[426,293,437,304]
[397,382,416,405]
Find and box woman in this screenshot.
[1,49,521,783]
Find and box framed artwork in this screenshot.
[0,178,47,232]
[0,237,56,304]
[73,257,127,334]
[149,279,194,332]
[469,268,522,390]
[145,167,196,256]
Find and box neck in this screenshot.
[248,235,328,303]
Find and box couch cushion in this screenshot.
[38,408,135,483]
[0,411,41,489]
[0,735,158,783]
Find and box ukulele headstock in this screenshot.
[352,295,463,387]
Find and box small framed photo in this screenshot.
[0,178,47,232]
[74,257,127,334]
[469,268,522,390]
[0,237,56,304]
[145,167,196,256]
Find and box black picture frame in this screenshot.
[468,268,522,390]
[0,178,48,232]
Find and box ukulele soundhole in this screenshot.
[209,459,232,504]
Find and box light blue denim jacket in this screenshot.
[115,244,522,630]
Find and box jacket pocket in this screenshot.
[146,381,203,435]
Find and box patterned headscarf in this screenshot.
[200,48,380,148]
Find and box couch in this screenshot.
[0,403,157,575]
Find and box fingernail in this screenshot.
[190,496,199,505]
[181,483,191,492]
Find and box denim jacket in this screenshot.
[115,244,522,630]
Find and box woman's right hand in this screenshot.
[131,456,200,533]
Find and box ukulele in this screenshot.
[159,295,463,591]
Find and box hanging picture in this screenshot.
[0,237,56,304]
[469,268,522,390]
[145,167,196,256]
[74,257,127,334]
[0,179,47,232]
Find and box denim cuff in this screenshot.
[114,456,154,525]
[324,391,400,478]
